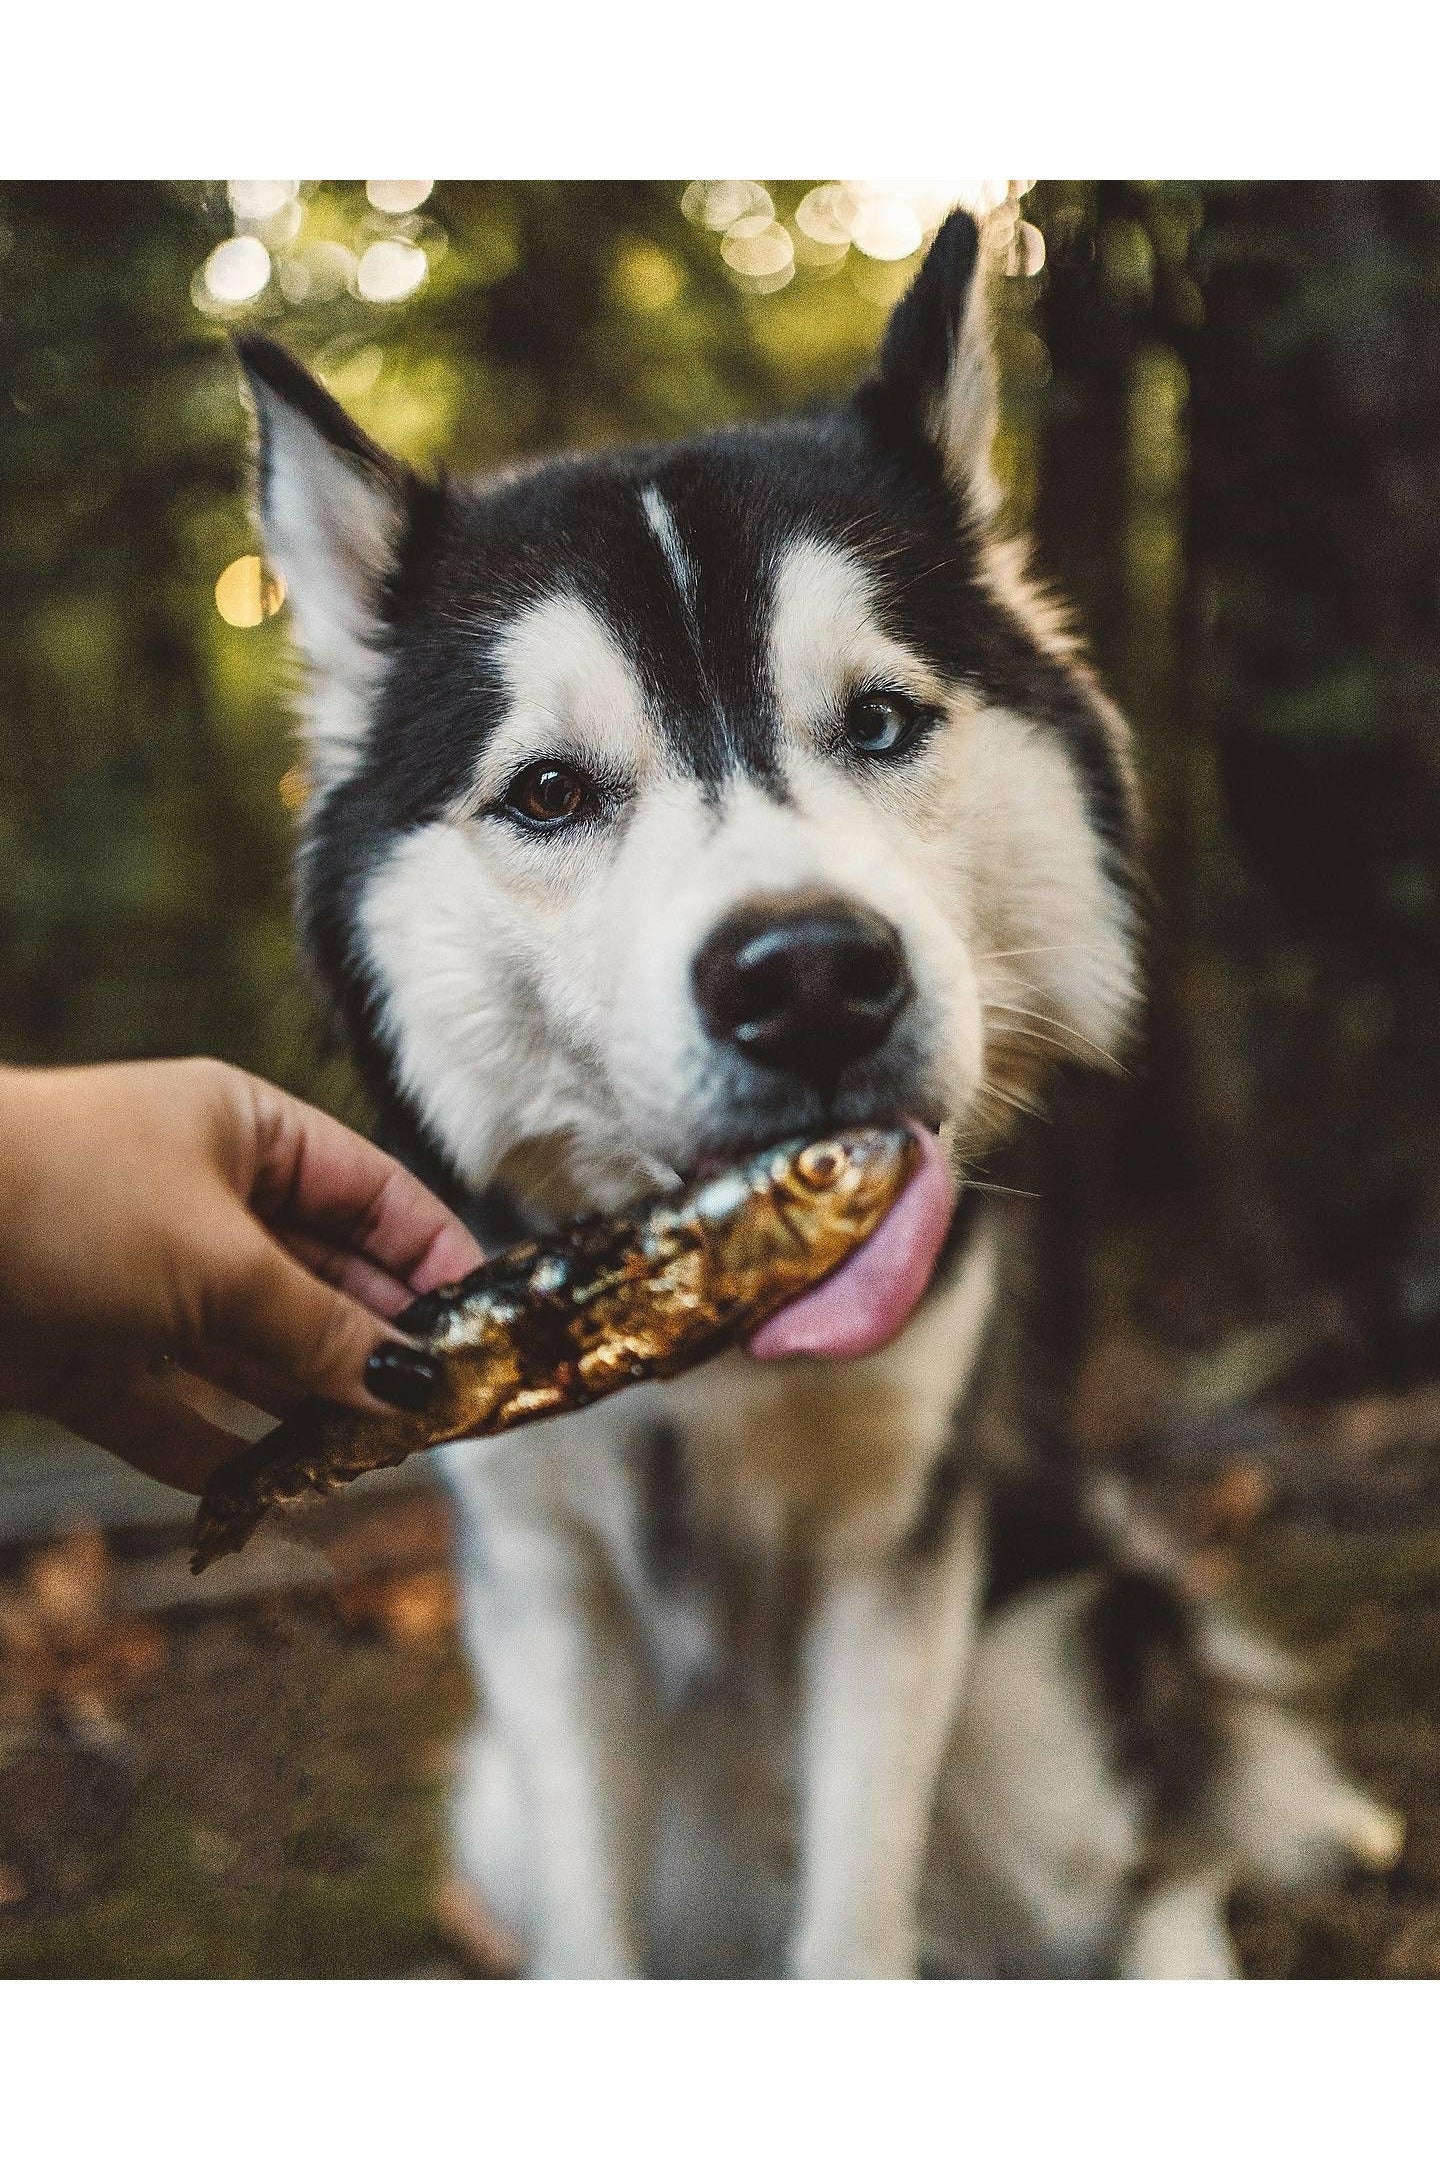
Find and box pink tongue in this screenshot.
[746,1124,955,1363]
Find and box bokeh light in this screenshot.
[685,180,1039,301]
[201,235,271,307]
[795,184,853,248]
[366,181,434,215]
[848,196,925,262]
[1014,221,1046,276]
[214,555,284,628]
[187,179,1035,376]
[356,238,428,303]
[681,180,774,232]
[227,180,298,223]
[192,184,446,328]
[720,214,794,282]
[612,239,683,313]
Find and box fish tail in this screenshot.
[188,1400,347,1571]
[188,1399,424,1570]
[189,1496,263,1573]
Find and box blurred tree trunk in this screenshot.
[1028,176,1440,1384]
[1023,181,1315,1396]
[1021,182,1151,1391]
[1023,186,1267,1375]
[1150,183,1308,1327]
[1180,181,1440,1380]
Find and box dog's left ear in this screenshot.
[858,208,998,519]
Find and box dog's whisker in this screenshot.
[984,1002,1129,1073]
[974,1076,1037,1119]
[986,1025,1129,1081]
[976,944,1090,964]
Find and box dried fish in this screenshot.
[191,1126,917,1570]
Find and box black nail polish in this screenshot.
[365,1343,442,1412]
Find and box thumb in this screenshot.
[211,1219,442,1415]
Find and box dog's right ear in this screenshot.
[237,335,417,791]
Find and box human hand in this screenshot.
[0,1059,483,1492]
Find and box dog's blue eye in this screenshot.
[502,761,596,830]
[842,691,924,759]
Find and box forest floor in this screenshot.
[3,1487,1440,1979]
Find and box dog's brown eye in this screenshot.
[503,761,595,830]
[841,691,926,760]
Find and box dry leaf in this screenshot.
[0,1522,165,1735]
[332,1566,456,1648]
[1194,1457,1276,1543]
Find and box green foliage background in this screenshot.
[3,180,1438,1388]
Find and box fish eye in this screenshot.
[795,1140,847,1189]
[840,689,929,761]
[501,760,598,831]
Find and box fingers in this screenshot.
[64,1372,251,1496]
[240,1077,483,1294]
[172,1342,305,1420]
[277,1225,419,1322]
[211,1217,438,1415]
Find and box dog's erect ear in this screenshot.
[858,208,998,519]
[237,335,418,790]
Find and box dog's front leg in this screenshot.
[460,1540,652,1978]
[789,1486,984,1979]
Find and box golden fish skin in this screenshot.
[190,1126,917,1572]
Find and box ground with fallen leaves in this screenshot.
[3,1501,1440,1978]
[0,1508,480,1979]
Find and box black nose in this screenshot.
[692,892,912,1089]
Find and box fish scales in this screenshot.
[189,1127,917,1572]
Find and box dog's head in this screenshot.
[243,210,1139,1246]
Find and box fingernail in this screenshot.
[365,1342,443,1412]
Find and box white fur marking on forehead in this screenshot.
[769,537,939,741]
[640,484,697,611]
[475,587,656,790]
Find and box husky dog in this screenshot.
[239,209,1396,1977]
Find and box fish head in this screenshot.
[764,1127,919,1247]
[690,1125,919,1315]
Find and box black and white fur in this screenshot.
[239,210,1396,1977]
